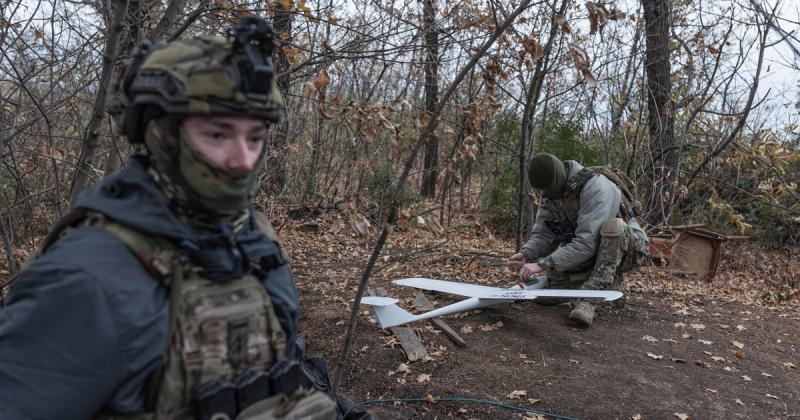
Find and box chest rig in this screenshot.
[33,209,336,419]
[540,167,641,243]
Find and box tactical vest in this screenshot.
[26,209,337,420]
[541,166,642,243]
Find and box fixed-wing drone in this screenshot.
[361,277,623,329]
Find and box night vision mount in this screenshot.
[228,16,277,99]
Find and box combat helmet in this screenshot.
[111,17,284,212]
[115,17,284,144]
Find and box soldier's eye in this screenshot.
[208,131,225,141]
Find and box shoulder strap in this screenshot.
[82,212,177,281]
[588,166,643,220]
[564,167,597,196]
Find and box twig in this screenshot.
[331,0,540,393]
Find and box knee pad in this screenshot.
[600,218,626,237]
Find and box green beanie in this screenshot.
[528,153,566,199]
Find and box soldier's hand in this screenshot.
[518,262,543,282]
[507,252,526,269]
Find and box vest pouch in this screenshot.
[235,389,338,420]
[268,360,312,397]
[234,369,272,413]
[194,379,237,420]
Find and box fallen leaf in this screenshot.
[783,362,797,369]
[424,393,437,403]
[527,398,541,404]
[705,388,718,394]
[518,353,528,359]
[632,415,643,420]
[642,335,659,343]
[674,413,690,420]
[736,325,747,331]
[690,323,705,331]
[695,360,710,368]
[742,375,751,381]
[698,339,713,345]
[396,363,411,375]
[734,349,745,358]
[647,352,664,360]
[732,341,744,349]
[761,372,772,378]
[711,356,727,363]
[568,358,581,364]
[723,366,734,372]
[417,373,431,383]
[682,334,691,339]
[675,308,690,315]
[460,325,473,334]
[766,394,779,400]
[507,389,527,399]
[522,415,548,420]
[674,322,686,328]
[479,321,504,331]
[735,398,744,406]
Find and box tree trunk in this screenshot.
[68,0,131,206]
[266,1,293,195]
[420,0,439,198]
[642,0,676,225]
[516,0,565,250]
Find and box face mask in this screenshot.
[177,127,263,205]
[144,117,264,212]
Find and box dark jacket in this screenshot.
[0,157,300,419]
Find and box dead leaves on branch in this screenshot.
[568,43,597,87]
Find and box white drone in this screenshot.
[361,277,622,329]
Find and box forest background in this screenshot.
[3,0,799,280]
[2,0,800,415]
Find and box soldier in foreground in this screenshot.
[0,18,337,419]
[509,153,649,326]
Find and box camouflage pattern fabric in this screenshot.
[177,126,263,203]
[136,37,283,118]
[582,219,648,291]
[143,117,261,213]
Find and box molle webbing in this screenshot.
[565,167,642,221]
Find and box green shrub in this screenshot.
[481,160,523,237]
[535,116,603,165]
[362,161,418,219]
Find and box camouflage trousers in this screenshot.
[545,218,648,291]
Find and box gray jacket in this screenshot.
[521,161,641,271]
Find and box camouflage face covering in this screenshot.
[177,126,263,205]
[143,118,262,211]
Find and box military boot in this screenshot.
[568,301,595,326]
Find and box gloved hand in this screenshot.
[507,252,526,269]
[518,262,543,283]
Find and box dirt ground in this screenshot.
[279,208,800,419]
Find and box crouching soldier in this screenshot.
[509,153,649,327]
[0,18,337,419]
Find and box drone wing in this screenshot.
[483,289,623,301]
[393,278,505,298]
